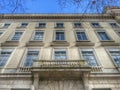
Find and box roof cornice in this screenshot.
[0,14,114,19]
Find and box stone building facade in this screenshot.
[0,7,120,90]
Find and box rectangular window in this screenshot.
[97,31,111,41]
[55,31,65,41]
[0,32,3,36]
[81,49,98,66]
[54,49,67,60]
[117,31,120,36]
[3,23,10,28]
[23,50,39,66]
[108,49,120,66]
[11,31,23,41]
[21,23,28,28]
[38,23,46,28]
[0,49,12,66]
[109,22,119,28]
[74,23,82,28]
[56,23,64,28]
[33,31,44,41]
[91,23,101,28]
[76,31,88,41]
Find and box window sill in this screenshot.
[1,41,19,46]
[16,27,27,29]
[51,41,69,46]
[35,27,46,29]
[26,41,44,46]
[76,41,94,46]
[54,27,64,28]
[99,40,119,46]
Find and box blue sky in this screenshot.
[0,0,120,14]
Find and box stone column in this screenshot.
[33,72,39,90]
[82,72,89,90]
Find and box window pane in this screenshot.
[24,50,39,66]
[81,50,98,66]
[0,50,12,66]
[76,31,88,40]
[74,23,81,28]
[0,32,3,36]
[3,23,10,28]
[92,23,100,28]
[11,32,23,41]
[33,31,44,40]
[56,31,65,40]
[109,50,120,66]
[21,23,28,27]
[110,23,119,28]
[56,23,64,28]
[97,32,110,40]
[54,50,67,60]
[39,23,46,28]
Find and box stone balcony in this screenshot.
[31,60,91,79]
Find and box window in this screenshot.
[23,50,39,66]
[97,31,111,41]
[91,23,101,28]
[55,31,65,41]
[21,23,28,28]
[54,49,67,60]
[81,49,98,66]
[56,23,64,28]
[11,31,23,41]
[3,23,10,28]
[74,23,82,28]
[38,23,46,28]
[108,49,120,66]
[76,31,88,41]
[109,22,119,28]
[0,49,12,66]
[0,32,3,36]
[33,31,44,41]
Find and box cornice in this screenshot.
[0,14,114,20]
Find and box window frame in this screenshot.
[37,23,46,28]
[55,23,64,28]
[73,22,82,28]
[31,30,44,41]
[0,49,13,67]
[109,22,119,28]
[106,48,120,67]
[91,22,101,28]
[54,30,66,41]
[95,30,113,41]
[21,48,41,67]
[79,48,100,67]
[75,30,89,41]
[19,23,28,28]
[9,31,24,41]
[53,48,68,60]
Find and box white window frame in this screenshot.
[9,31,24,41]
[55,23,64,28]
[54,30,66,41]
[95,30,112,41]
[73,22,82,28]
[21,48,40,67]
[80,48,100,66]
[91,22,101,28]
[75,30,89,41]
[31,30,44,41]
[53,48,68,60]
[0,49,13,67]
[106,48,120,67]
[109,22,119,28]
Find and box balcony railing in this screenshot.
[32,60,90,69]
